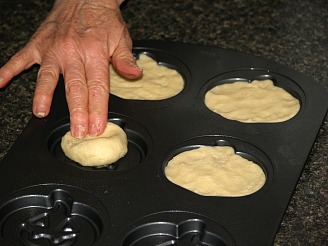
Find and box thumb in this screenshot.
[0,44,38,88]
[111,40,143,80]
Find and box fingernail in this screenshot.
[0,77,4,83]
[89,123,100,136]
[129,60,142,71]
[36,104,46,118]
[73,124,86,139]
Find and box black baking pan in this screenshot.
[0,40,327,246]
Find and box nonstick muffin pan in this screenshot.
[0,40,327,246]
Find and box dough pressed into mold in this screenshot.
[204,79,300,122]
[61,122,128,166]
[110,54,184,100]
[165,146,266,197]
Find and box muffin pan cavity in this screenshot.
[47,114,150,171]
[123,220,228,246]
[108,50,192,111]
[0,185,107,246]
[200,69,305,122]
[121,212,235,246]
[133,50,191,92]
[162,135,272,197]
[1,41,327,245]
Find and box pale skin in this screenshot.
[0,0,142,138]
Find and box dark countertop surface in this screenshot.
[0,0,327,245]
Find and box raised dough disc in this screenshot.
[110,54,184,100]
[204,80,300,122]
[165,146,266,197]
[61,122,128,166]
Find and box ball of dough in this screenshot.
[61,122,128,166]
[165,146,266,197]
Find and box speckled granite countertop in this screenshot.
[0,0,327,245]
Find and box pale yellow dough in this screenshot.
[204,80,300,122]
[110,54,184,100]
[165,146,265,197]
[61,122,128,166]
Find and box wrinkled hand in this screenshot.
[0,0,142,138]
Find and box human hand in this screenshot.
[0,0,142,138]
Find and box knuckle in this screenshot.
[34,88,51,98]
[8,52,28,68]
[65,79,87,96]
[88,83,109,97]
[56,35,78,55]
[70,107,87,119]
[37,67,58,81]
[68,102,88,123]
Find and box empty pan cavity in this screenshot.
[47,113,151,171]
[0,185,106,246]
[121,211,235,246]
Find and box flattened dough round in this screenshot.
[110,54,184,100]
[61,122,128,166]
[165,146,265,197]
[205,80,300,122]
